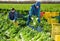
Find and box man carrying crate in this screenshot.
[27,2,41,32]
[55,13,60,23]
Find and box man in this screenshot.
[9,8,18,22]
[56,13,60,23]
[27,2,40,25]
[27,2,41,32]
[58,13,60,23]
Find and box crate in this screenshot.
[51,23,60,40]
[43,12,51,19]
[51,12,59,17]
[47,18,58,24]
[55,35,60,41]
[43,12,59,20]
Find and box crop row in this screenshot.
[0,10,54,41]
[0,4,60,11]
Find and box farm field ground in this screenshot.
[0,4,60,11]
[0,3,60,41]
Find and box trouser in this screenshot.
[26,14,40,25]
[59,19,60,23]
[29,25,42,32]
[26,14,41,32]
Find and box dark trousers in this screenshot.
[27,14,40,25]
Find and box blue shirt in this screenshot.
[29,4,40,17]
[9,11,17,20]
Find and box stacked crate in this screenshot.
[43,12,51,20]
[55,35,60,41]
[51,23,60,41]
[43,12,59,24]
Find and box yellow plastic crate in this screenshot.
[51,23,60,39]
[51,12,59,17]
[47,18,51,24]
[47,18,58,24]
[43,12,59,20]
[43,12,51,19]
[55,35,60,41]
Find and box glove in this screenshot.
[13,20,15,22]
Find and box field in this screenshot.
[0,4,31,10]
[0,12,53,41]
[0,4,60,11]
[0,3,60,41]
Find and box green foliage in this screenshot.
[40,17,52,32]
[29,16,40,28]
[0,4,60,12]
[0,4,32,10]
[41,4,60,12]
[0,5,54,41]
[0,11,53,41]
